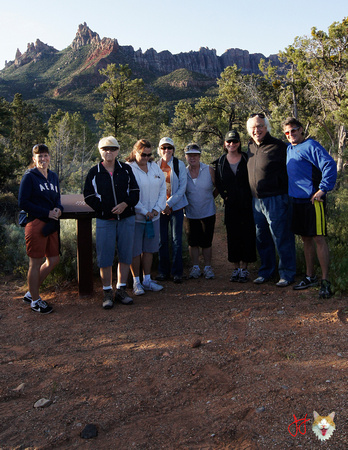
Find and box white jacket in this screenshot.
[128,161,166,223]
[157,157,188,211]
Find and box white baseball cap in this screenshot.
[98,136,120,150]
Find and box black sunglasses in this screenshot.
[226,139,239,144]
[141,152,152,158]
[101,146,119,152]
[249,113,265,119]
[161,146,174,150]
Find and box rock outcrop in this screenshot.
[13,39,58,67]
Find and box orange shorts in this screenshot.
[25,219,59,258]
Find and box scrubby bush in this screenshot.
[326,187,348,294]
[0,217,28,275]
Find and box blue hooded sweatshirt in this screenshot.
[18,168,63,221]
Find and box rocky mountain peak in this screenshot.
[13,39,57,68]
[71,22,101,50]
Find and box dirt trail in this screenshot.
[0,218,347,449]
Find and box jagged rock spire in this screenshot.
[71,22,101,50]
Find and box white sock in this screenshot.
[193,265,199,269]
[204,265,211,270]
[117,283,126,290]
[143,274,151,283]
[133,277,140,284]
[31,298,40,306]
[25,291,32,299]
[103,285,112,291]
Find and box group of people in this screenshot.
[18,113,337,314]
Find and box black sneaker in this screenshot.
[319,280,333,299]
[103,289,114,309]
[293,275,318,290]
[239,269,249,283]
[156,273,169,281]
[31,299,53,314]
[230,269,240,282]
[173,276,183,284]
[115,288,134,305]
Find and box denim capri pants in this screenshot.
[96,215,135,268]
[132,219,160,257]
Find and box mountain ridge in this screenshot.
[0,23,280,128]
[4,22,279,78]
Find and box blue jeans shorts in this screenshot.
[96,216,135,268]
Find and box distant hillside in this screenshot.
[0,23,280,126]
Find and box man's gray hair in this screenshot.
[246,115,271,136]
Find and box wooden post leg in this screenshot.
[76,217,94,296]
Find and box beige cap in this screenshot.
[98,136,120,150]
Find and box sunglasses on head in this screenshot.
[249,113,265,119]
[141,152,152,158]
[186,144,200,151]
[161,146,173,150]
[285,127,300,136]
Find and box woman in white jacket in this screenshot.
[156,137,188,283]
[127,139,166,295]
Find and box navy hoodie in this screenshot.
[18,168,63,221]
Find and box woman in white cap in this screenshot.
[84,136,140,309]
[214,130,256,283]
[126,139,166,295]
[156,137,188,283]
[184,143,217,279]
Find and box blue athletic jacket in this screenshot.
[286,138,337,199]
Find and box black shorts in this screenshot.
[292,200,327,237]
[185,215,216,248]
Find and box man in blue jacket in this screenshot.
[283,118,337,298]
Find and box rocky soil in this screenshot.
[0,219,347,449]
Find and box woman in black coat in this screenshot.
[214,130,256,282]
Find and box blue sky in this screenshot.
[1,0,347,69]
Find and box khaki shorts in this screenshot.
[25,219,59,258]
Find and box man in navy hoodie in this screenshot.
[283,117,337,298]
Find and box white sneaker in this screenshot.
[203,266,215,279]
[142,280,163,292]
[133,282,145,296]
[189,266,201,279]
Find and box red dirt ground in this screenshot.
[0,218,347,449]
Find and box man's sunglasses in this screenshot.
[284,127,300,136]
[226,139,239,144]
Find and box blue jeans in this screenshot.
[253,194,296,281]
[158,209,184,277]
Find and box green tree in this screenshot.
[170,65,271,159]
[95,64,162,152]
[10,93,47,169]
[47,110,96,192]
[266,18,348,171]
